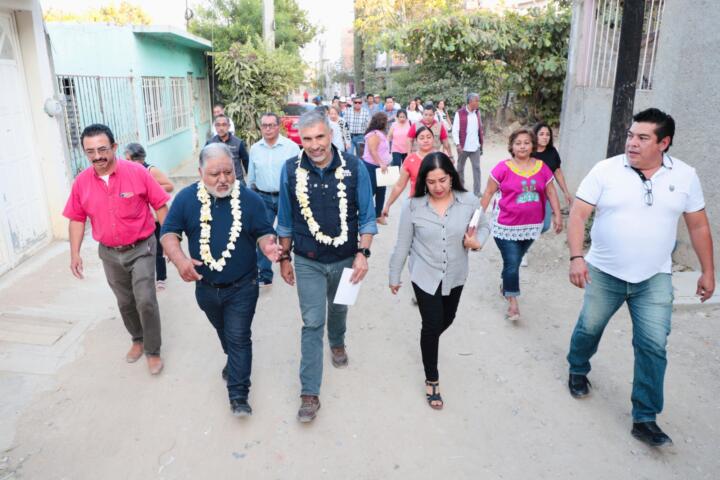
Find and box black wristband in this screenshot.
[570,255,584,261]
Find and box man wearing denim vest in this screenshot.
[277,110,378,423]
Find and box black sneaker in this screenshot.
[222,365,228,382]
[631,421,673,447]
[568,374,591,398]
[230,398,252,417]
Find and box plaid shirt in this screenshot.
[344,108,370,135]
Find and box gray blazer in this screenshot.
[388,191,490,295]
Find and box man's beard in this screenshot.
[205,183,233,198]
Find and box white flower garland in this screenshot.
[197,180,242,272]
[295,150,349,247]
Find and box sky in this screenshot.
[40,0,354,64]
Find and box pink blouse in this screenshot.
[490,159,554,240]
[362,130,391,166]
[391,122,411,154]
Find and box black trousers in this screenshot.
[412,282,464,382]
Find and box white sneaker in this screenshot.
[520,256,528,267]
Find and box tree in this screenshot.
[189,0,317,53]
[214,39,304,144]
[43,1,151,25]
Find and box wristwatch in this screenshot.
[357,247,371,258]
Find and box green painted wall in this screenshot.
[47,23,211,174]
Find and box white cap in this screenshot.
[339,96,347,102]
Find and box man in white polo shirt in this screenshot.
[565,108,715,447]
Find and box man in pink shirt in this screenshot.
[63,124,170,375]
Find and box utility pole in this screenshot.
[606,0,646,157]
[353,1,364,94]
[262,0,275,52]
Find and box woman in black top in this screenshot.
[532,122,573,233]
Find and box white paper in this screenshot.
[375,166,401,187]
[468,209,481,229]
[333,268,362,306]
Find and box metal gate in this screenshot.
[56,75,140,176]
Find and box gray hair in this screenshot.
[124,142,146,161]
[467,92,480,103]
[297,109,330,132]
[199,143,234,170]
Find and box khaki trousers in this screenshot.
[98,235,162,355]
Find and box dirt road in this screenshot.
[1,138,718,479]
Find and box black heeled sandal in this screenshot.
[425,380,444,410]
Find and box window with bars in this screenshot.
[142,76,168,142]
[196,77,211,124]
[580,0,665,90]
[170,77,190,132]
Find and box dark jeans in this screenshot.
[494,237,534,297]
[391,152,407,167]
[256,191,279,283]
[362,160,386,218]
[412,282,464,382]
[567,264,673,422]
[154,222,166,281]
[195,278,259,402]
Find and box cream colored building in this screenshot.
[0,0,71,275]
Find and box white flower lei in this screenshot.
[295,150,349,247]
[197,180,242,272]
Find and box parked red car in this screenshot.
[281,103,315,145]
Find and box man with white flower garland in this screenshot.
[277,109,378,423]
[161,143,281,417]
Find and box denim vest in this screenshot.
[286,148,360,263]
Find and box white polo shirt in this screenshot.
[577,154,705,283]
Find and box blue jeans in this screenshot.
[494,237,534,297]
[391,152,407,167]
[351,134,364,157]
[541,199,552,234]
[295,255,355,396]
[256,191,279,283]
[195,278,259,402]
[362,160,386,219]
[567,264,673,422]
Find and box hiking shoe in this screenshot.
[330,346,348,368]
[297,395,321,423]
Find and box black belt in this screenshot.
[200,278,253,289]
[102,235,151,252]
[255,188,279,196]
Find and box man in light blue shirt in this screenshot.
[248,112,300,286]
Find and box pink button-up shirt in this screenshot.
[63,158,170,247]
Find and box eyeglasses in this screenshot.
[641,178,654,206]
[261,123,278,129]
[631,167,653,206]
[84,146,111,157]
[353,101,362,104]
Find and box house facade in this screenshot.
[0,0,72,275]
[46,23,213,176]
[558,0,720,267]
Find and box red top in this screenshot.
[63,158,170,247]
[402,152,424,196]
[407,119,448,141]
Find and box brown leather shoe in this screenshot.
[126,342,143,363]
[147,355,164,375]
[297,395,320,423]
[330,346,348,368]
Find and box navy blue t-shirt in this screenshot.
[161,183,274,284]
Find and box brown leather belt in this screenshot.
[103,235,151,252]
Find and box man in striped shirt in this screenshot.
[344,97,370,156]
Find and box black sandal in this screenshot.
[425,380,444,410]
